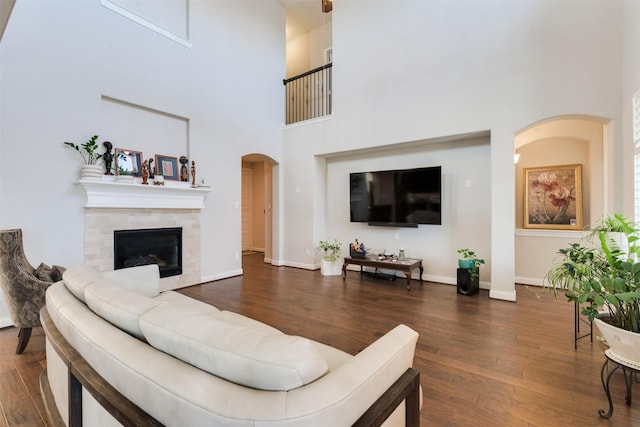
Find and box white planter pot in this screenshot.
[80,164,103,181]
[595,318,640,363]
[116,175,134,183]
[321,259,342,276]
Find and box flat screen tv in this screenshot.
[350,166,441,227]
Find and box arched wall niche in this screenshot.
[513,116,608,286]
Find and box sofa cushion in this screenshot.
[101,264,160,297]
[63,264,103,303]
[139,304,329,391]
[85,281,165,340]
[153,291,220,314]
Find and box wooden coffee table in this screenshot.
[342,256,423,291]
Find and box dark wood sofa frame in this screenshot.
[39,307,421,427]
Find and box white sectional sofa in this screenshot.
[40,264,421,426]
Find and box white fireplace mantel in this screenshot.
[77,179,212,209]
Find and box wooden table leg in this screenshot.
[419,263,423,286]
[342,262,347,281]
[404,272,411,291]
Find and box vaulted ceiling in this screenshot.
[277,0,331,41]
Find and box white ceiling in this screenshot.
[277,0,331,41]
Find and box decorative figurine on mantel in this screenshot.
[102,141,114,175]
[191,161,196,188]
[148,158,155,179]
[141,160,149,185]
[179,156,189,182]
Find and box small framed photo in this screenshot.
[115,148,143,176]
[154,154,179,181]
[524,164,583,230]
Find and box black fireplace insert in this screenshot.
[113,227,182,278]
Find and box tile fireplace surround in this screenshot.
[78,179,212,291]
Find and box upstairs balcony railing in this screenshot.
[283,63,332,125]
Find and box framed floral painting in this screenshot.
[524,164,583,230]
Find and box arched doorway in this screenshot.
[241,154,277,264]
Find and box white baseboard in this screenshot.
[490,288,517,301]
[515,276,544,286]
[200,269,243,284]
[283,261,317,270]
[423,274,454,285]
[0,316,12,328]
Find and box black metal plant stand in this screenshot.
[599,349,640,419]
[574,301,593,350]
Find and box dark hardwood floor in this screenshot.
[1,253,639,426]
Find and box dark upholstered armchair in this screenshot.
[0,229,59,354]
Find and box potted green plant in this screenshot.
[116,166,134,182]
[317,239,343,276]
[456,248,484,295]
[457,248,485,279]
[63,135,105,180]
[545,214,640,362]
[587,212,635,259]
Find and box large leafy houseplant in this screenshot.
[63,135,103,165]
[546,214,640,332]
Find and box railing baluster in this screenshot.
[283,63,332,125]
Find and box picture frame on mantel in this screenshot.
[155,154,179,180]
[115,148,143,176]
[524,164,583,230]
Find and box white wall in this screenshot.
[285,20,331,78]
[282,0,627,301]
[326,135,492,285]
[623,1,640,217]
[0,0,285,290]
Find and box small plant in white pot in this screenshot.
[63,135,105,180]
[317,239,343,276]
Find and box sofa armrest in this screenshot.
[354,367,420,427]
[101,264,160,297]
[285,324,420,425]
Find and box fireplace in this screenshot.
[114,227,182,278]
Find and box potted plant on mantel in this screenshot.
[63,135,105,180]
[317,239,343,276]
[545,214,640,363]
